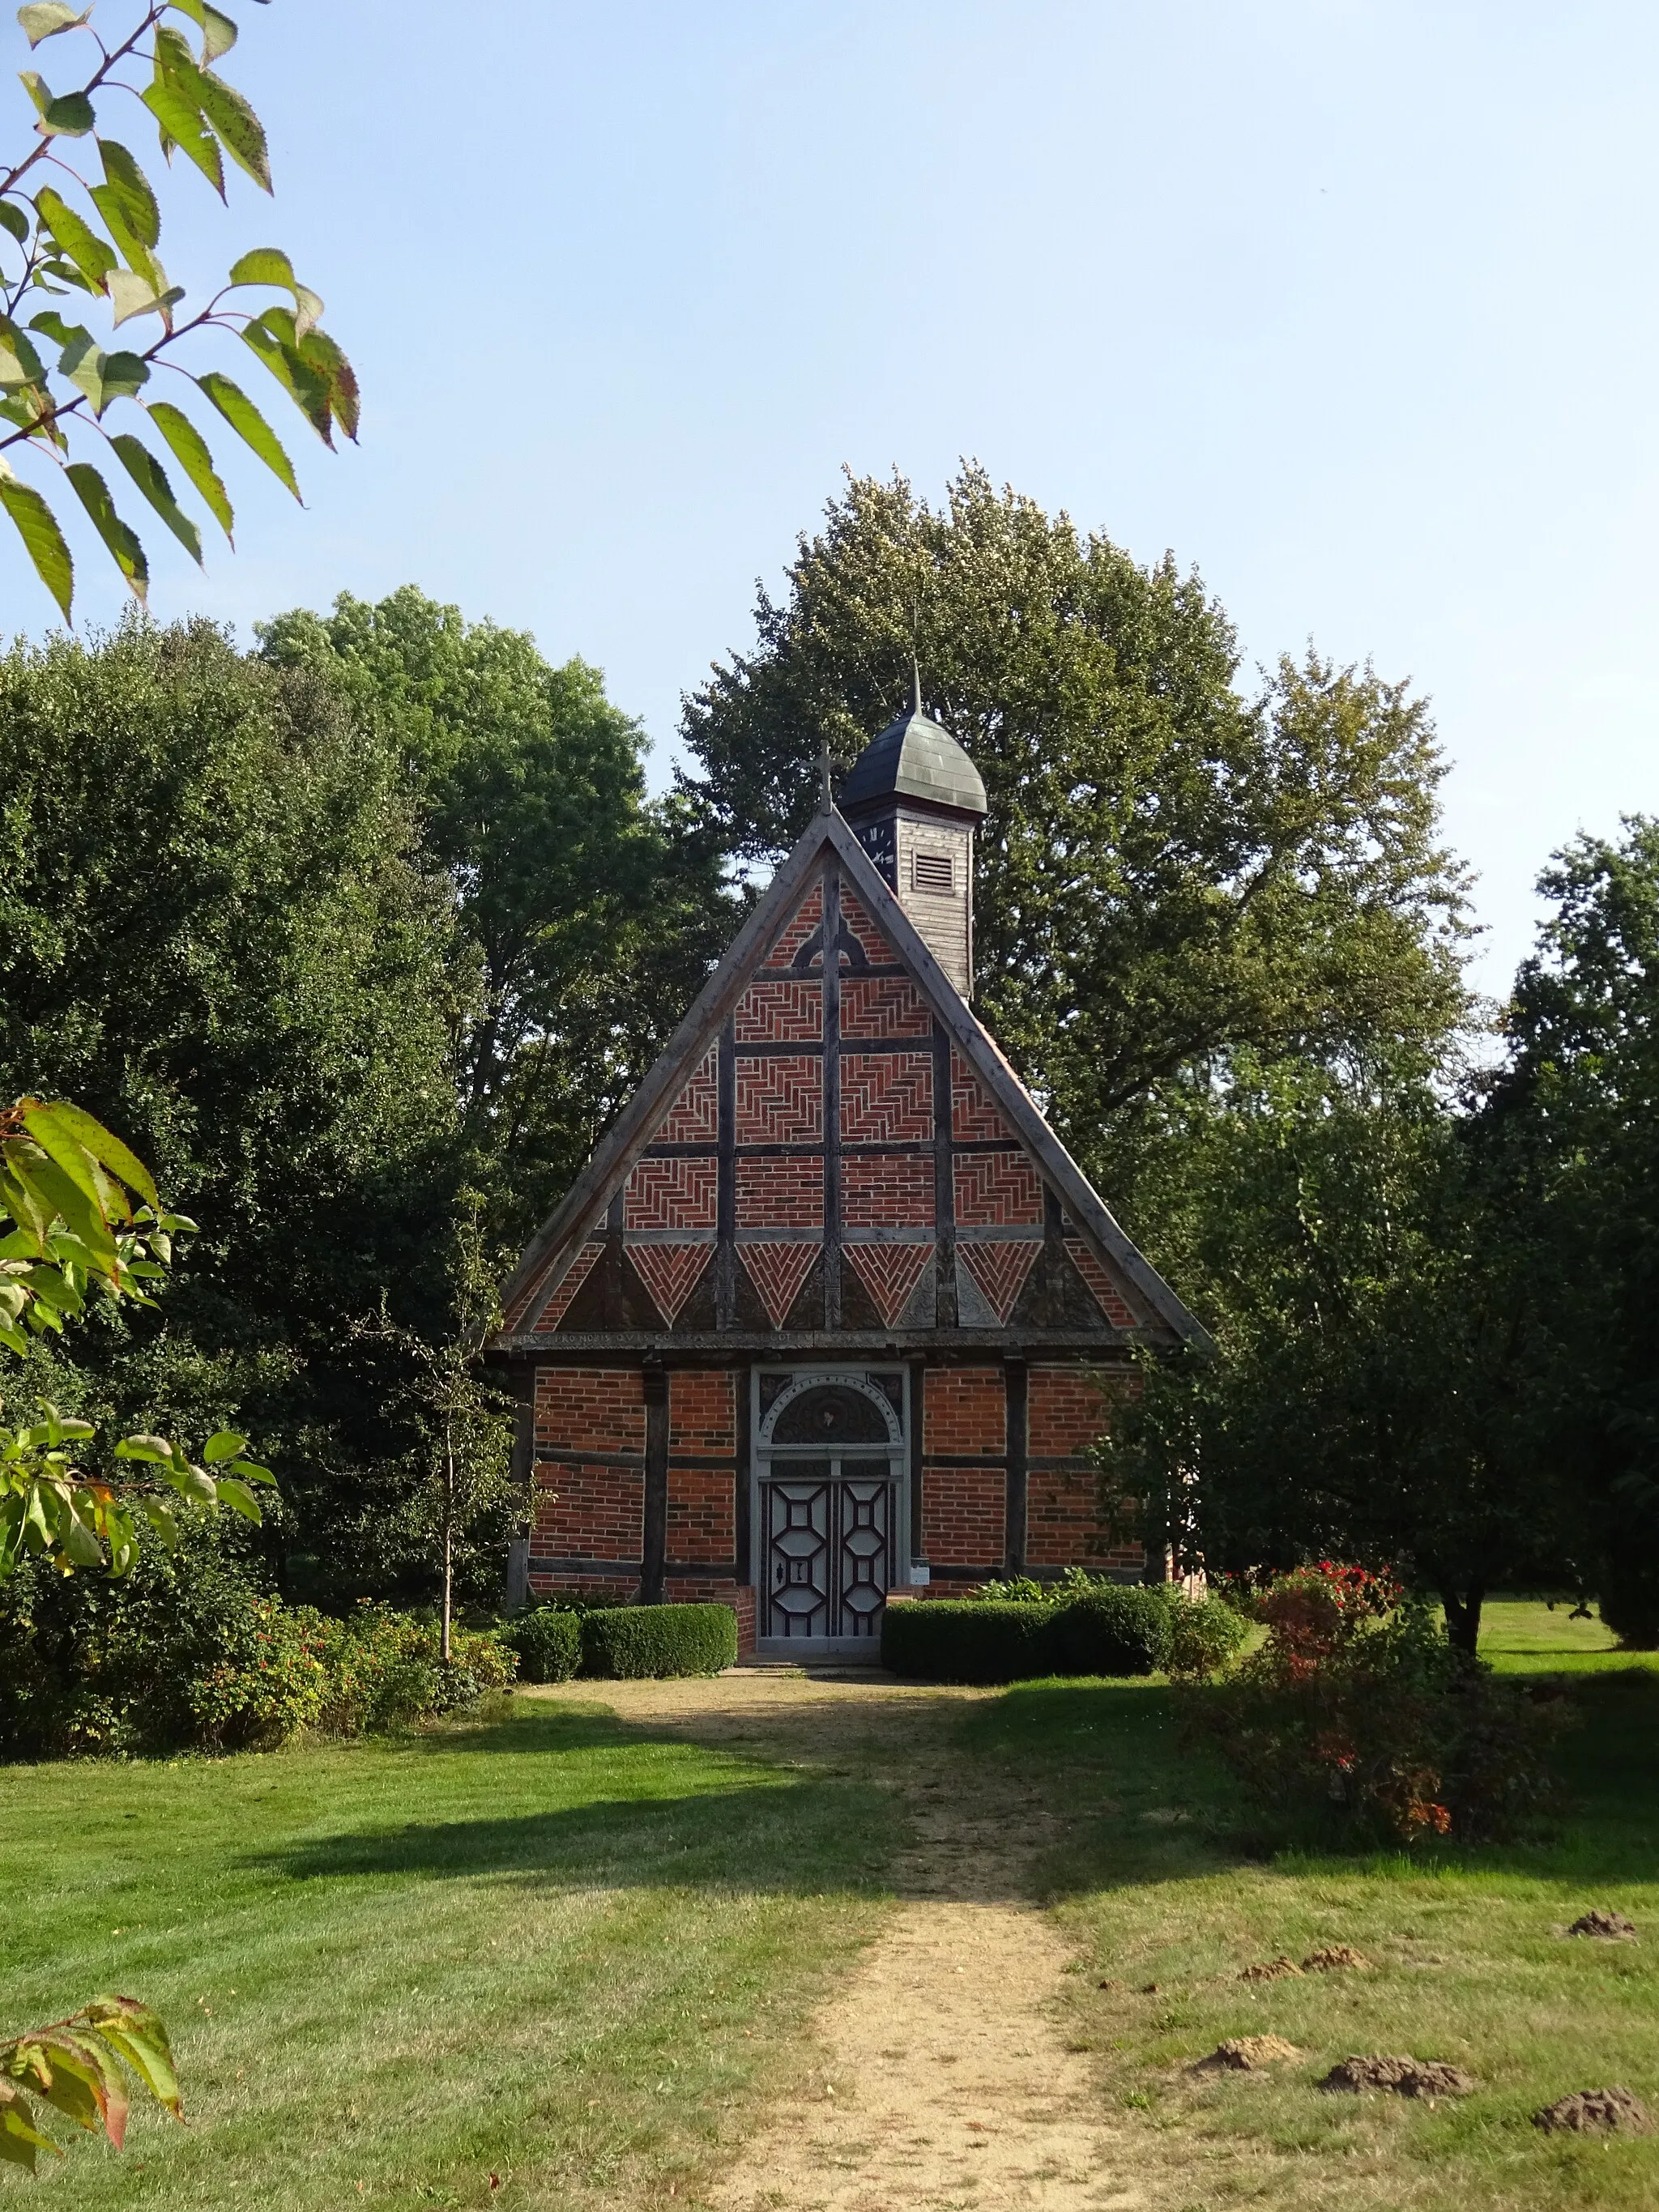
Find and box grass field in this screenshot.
[998,1600,1659,2210]
[0,1698,892,2208]
[2,1597,1656,2210]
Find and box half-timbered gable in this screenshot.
[493,699,1203,1658]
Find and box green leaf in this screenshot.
[192,69,268,191]
[139,1494,178,1546]
[228,245,322,338]
[40,90,94,137]
[300,326,359,441]
[114,1434,173,1463]
[58,331,149,416]
[17,4,89,46]
[64,462,147,600]
[108,269,183,328]
[96,139,160,249]
[240,313,334,445]
[203,1430,247,1463]
[0,466,71,617]
[213,1475,262,1520]
[81,2000,181,2120]
[32,185,115,292]
[196,370,299,497]
[108,433,202,564]
[168,0,237,65]
[15,1102,112,1214]
[0,316,45,388]
[141,77,224,198]
[28,1102,159,1207]
[0,198,28,243]
[17,66,49,115]
[146,400,232,540]
[0,2082,58,2171]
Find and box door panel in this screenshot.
[836,1471,892,1639]
[762,1466,831,1637]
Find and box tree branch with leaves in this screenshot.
[0,0,356,617]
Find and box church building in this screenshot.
[490,691,1205,1657]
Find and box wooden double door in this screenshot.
[753,1370,906,1652]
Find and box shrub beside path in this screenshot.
[536,1670,1139,2212]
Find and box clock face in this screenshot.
[855,818,898,886]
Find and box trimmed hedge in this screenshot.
[881,1584,1247,1684]
[579,1603,738,1680]
[501,1605,583,1684]
[880,1600,1064,1685]
[1055,1584,1173,1676]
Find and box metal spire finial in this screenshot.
[911,653,923,718]
[817,739,834,813]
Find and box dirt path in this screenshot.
[537,1670,1138,2211]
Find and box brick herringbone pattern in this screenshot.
[842,1152,934,1226]
[627,1241,714,1324]
[960,1238,1042,1323]
[953,1151,1043,1226]
[735,978,821,1042]
[736,1157,824,1229]
[1065,1238,1140,1327]
[845,1238,933,1325]
[657,1043,719,1143]
[763,881,824,969]
[839,1051,932,1142]
[840,974,932,1038]
[534,1240,603,1332]
[839,886,895,966]
[736,1055,823,1143]
[623,1156,718,1230]
[740,1241,820,1327]
[950,1046,1013,1141]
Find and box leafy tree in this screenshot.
[1,0,355,617]
[1491,820,1659,1635]
[0,616,467,1596]
[1099,1051,1585,1651]
[344,1198,516,1661]
[258,586,736,1240]
[680,466,1470,1188]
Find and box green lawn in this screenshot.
[5,1597,1657,2211]
[0,1698,891,2209]
[970,1598,1659,2211]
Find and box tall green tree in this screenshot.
[0,615,466,1596]
[258,586,736,1240]
[1488,820,1659,1636]
[681,466,1470,1194]
[1100,1049,1586,1650]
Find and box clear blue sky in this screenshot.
[5,1,1657,996]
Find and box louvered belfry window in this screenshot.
[911,849,954,895]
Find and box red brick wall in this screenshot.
[922,1464,1006,1566]
[1028,1367,1115,1457]
[532,1366,644,1563]
[535,1366,644,1455]
[669,1370,735,1454]
[921,1367,1007,1569]
[534,1459,643,1562]
[924,1367,1005,1455]
[527,1570,636,1605]
[667,1464,734,1561]
[1026,1367,1141,1573]
[842,1153,934,1225]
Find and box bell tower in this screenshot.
[838,675,989,999]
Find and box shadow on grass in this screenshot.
[263,1775,894,1894]
[959,1668,1659,1899]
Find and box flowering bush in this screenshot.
[1194,1566,1562,1845]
